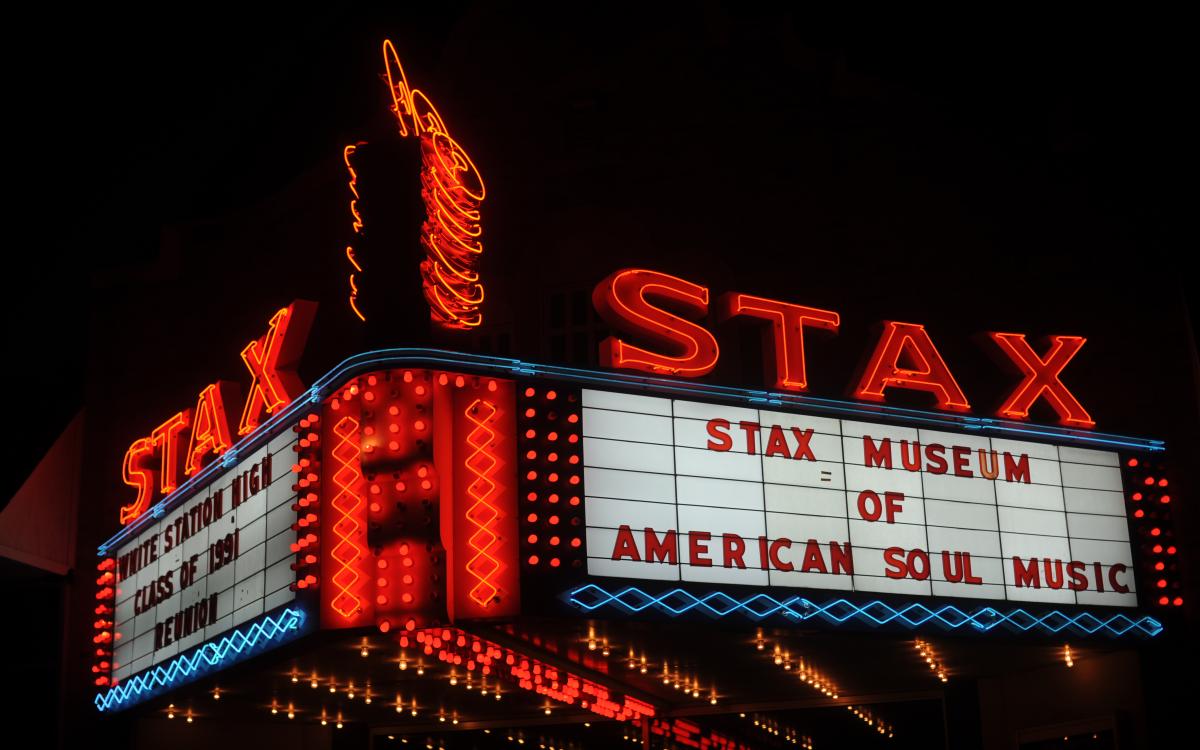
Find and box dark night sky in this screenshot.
[6,6,1197,500]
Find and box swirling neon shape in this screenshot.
[382,39,486,330]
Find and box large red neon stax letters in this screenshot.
[120,301,316,525]
[988,333,1095,428]
[595,268,1093,426]
[593,269,719,377]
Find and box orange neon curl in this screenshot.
[464,399,503,607]
[432,261,485,304]
[344,143,366,233]
[381,39,488,330]
[855,321,970,412]
[423,226,481,282]
[330,416,367,618]
[346,247,366,322]
[432,285,482,329]
[989,333,1094,428]
[343,142,368,322]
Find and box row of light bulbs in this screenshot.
[847,705,893,738]
[753,630,840,700]
[586,624,721,704]
[444,665,505,701]
[913,639,949,682]
[742,712,814,748]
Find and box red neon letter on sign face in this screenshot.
[989,333,1094,428]
[718,293,839,391]
[120,437,157,525]
[150,411,191,494]
[238,301,316,436]
[593,269,719,377]
[186,382,237,476]
[855,321,970,411]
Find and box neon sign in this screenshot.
[377,39,487,330]
[594,268,1093,427]
[119,301,315,525]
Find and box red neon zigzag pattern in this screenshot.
[464,399,502,606]
[330,416,366,618]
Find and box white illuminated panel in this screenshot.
[110,428,298,682]
[581,390,1137,607]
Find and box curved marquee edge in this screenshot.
[100,348,1165,555]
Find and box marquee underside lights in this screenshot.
[417,628,657,722]
[381,39,487,330]
[94,607,306,712]
[566,584,1164,637]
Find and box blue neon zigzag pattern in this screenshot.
[94,608,305,711]
[567,585,1163,637]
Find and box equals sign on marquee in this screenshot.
[820,470,833,483]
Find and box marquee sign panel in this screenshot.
[576,389,1135,608]
[94,353,1176,711]
[110,427,299,683]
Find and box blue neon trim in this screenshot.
[100,348,1164,554]
[566,584,1163,638]
[93,607,305,712]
